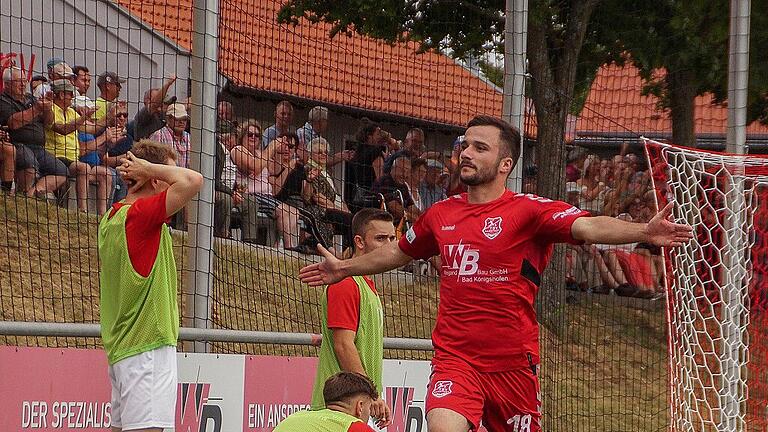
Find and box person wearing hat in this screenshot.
[149,102,190,169]
[0,67,69,197]
[33,58,76,99]
[94,71,125,123]
[45,79,113,214]
[420,158,447,210]
[133,75,177,141]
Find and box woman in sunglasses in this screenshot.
[231,121,303,249]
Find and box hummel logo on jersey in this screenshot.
[443,242,480,276]
[552,206,581,220]
[441,225,456,231]
[482,216,503,239]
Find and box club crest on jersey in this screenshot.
[432,380,453,398]
[482,216,503,240]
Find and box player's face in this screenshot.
[459,125,512,186]
[356,220,396,255]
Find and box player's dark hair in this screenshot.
[323,372,378,405]
[351,208,393,238]
[466,115,521,162]
[132,139,177,165]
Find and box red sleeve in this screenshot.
[529,195,590,244]
[125,191,170,277]
[398,207,439,259]
[347,421,375,432]
[326,278,361,331]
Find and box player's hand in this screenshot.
[644,202,693,247]
[370,398,391,428]
[298,244,346,286]
[118,151,152,193]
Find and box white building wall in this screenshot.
[0,0,190,117]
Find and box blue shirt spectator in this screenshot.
[261,100,294,149]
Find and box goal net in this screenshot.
[644,138,768,432]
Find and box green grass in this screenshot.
[0,194,670,431]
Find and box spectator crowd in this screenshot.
[563,145,664,299]
[0,56,661,299]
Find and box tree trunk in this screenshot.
[525,3,598,429]
[527,0,596,328]
[667,68,698,147]
[532,90,569,325]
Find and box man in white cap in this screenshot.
[33,58,77,99]
[149,103,190,169]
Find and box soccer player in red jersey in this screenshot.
[300,115,693,432]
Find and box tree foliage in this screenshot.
[278,0,608,335]
[590,0,768,146]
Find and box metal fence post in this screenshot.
[721,0,751,429]
[503,0,528,193]
[185,0,219,353]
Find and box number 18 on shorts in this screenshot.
[425,356,541,432]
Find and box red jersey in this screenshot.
[107,191,170,277]
[326,276,378,331]
[399,190,589,372]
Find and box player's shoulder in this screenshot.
[126,190,168,219]
[510,192,558,204]
[327,277,360,295]
[429,192,466,210]
[508,192,568,210]
[347,421,376,432]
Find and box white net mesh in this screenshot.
[644,138,768,432]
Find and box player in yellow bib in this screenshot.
[311,208,395,428]
[98,140,202,432]
[275,372,378,432]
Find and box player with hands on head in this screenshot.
[98,140,202,432]
[300,115,692,432]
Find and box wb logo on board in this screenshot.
[176,383,223,432]
[385,386,424,432]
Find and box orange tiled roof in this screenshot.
[114,0,503,127]
[577,63,768,136]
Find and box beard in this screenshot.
[460,160,500,186]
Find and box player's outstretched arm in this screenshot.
[299,242,412,286]
[118,151,204,217]
[572,202,693,247]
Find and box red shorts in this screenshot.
[426,355,540,431]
